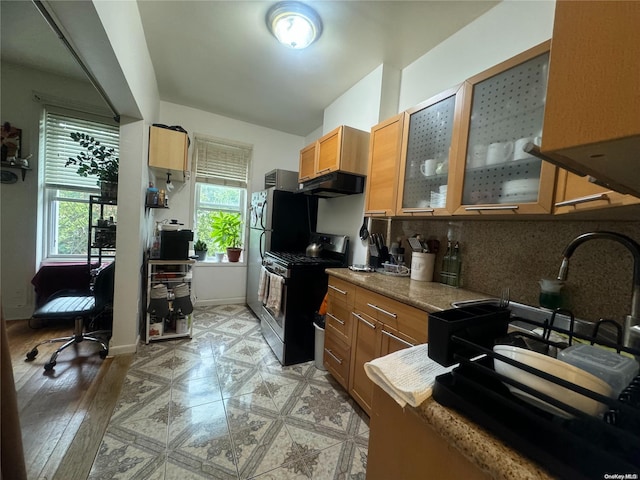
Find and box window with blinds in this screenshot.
[194,135,252,188]
[43,109,119,190]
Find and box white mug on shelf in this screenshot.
[420,159,438,177]
[486,141,514,165]
[468,144,488,168]
[513,136,542,161]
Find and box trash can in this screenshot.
[313,314,326,371]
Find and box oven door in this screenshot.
[260,267,288,341]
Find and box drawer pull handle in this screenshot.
[465,205,519,211]
[555,193,609,207]
[327,313,345,325]
[366,303,397,319]
[353,312,377,329]
[328,284,347,295]
[324,348,343,364]
[381,329,414,347]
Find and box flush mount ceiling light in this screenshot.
[266,1,322,49]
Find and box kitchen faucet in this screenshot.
[557,231,640,348]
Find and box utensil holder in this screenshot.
[428,305,510,366]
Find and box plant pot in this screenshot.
[215,252,225,262]
[226,247,242,263]
[195,250,207,261]
[100,180,118,199]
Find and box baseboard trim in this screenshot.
[195,297,246,307]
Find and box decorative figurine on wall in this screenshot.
[1,122,21,163]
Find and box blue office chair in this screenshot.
[26,262,115,371]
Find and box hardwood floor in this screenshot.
[6,318,131,480]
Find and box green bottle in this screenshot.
[441,240,452,284]
[450,242,461,287]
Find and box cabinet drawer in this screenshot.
[355,286,428,343]
[326,299,353,345]
[324,332,350,390]
[327,276,356,307]
[355,287,399,330]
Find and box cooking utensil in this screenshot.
[359,217,369,240]
[408,237,423,252]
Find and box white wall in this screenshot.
[0,62,109,320]
[399,1,555,111]
[153,101,306,305]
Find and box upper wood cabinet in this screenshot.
[449,41,556,216]
[298,125,369,183]
[541,0,640,198]
[364,113,406,217]
[148,126,188,172]
[553,170,640,215]
[396,86,465,217]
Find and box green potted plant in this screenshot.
[193,239,208,261]
[210,212,243,262]
[65,132,119,198]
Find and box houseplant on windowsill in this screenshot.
[210,211,243,263]
[65,132,118,198]
[193,239,208,261]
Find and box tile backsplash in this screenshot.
[389,218,640,327]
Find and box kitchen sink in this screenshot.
[450,298,621,347]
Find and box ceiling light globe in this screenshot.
[267,2,322,49]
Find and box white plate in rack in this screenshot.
[493,345,613,418]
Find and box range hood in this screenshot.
[298,171,365,198]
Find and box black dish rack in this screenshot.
[428,304,640,480]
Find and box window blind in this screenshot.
[43,109,119,190]
[194,135,252,188]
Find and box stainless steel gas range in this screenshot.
[258,233,349,366]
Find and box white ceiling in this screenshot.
[1,0,499,136]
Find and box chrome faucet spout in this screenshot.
[559,231,640,348]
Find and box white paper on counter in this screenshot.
[364,343,456,408]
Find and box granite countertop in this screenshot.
[325,268,554,480]
[325,267,490,312]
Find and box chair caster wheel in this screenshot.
[26,349,38,361]
[44,361,56,371]
[99,350,108,359]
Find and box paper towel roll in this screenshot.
[410,252,436,282]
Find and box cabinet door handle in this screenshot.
[324,348,343,364]
[328,284,347,295]
[366,210,387,215]
[366,303,397,319]
[555,193,610,207]
[317,167,332,174]
[402,208,435,214]
[327,313,345,325]
[464,205,519,211]
[381,329,414,347]
[299,175,311,181]
[353,312,377,329]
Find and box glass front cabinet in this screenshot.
[449,40,556,215]
[396,86,465,216]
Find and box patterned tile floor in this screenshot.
[89,305,369,480]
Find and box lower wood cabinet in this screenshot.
[367,384,489,480]
[324,275,428,416]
